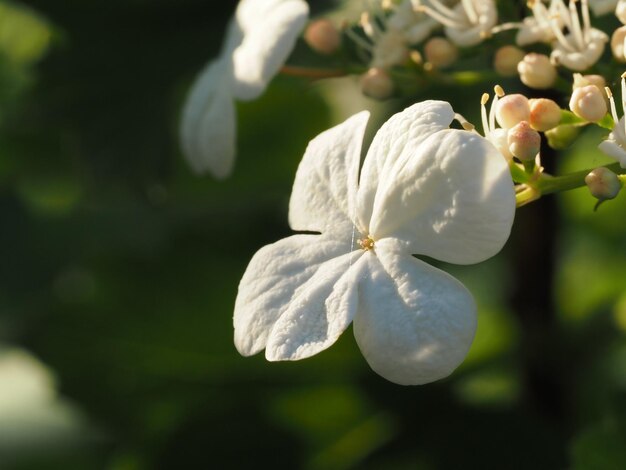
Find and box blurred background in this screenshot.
[0,0,625,468]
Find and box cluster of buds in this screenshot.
[478,86,561,164]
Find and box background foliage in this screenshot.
[0,1,625,468]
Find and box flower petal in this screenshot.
[232,0,309,101]
[353,249,476,385]
[289,111,370,236]
[179,58,236,178]
[369,129,515,264]
[265,251,367,361]
[234,235,351,356]
[357,101,455,232]
[598,140,626,168]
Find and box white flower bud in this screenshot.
[423,37,458,69]
[569,85,608,122]
[508,121,541,161]
[611,25,626,62]
[517,53,557,90]
[304,19,341,55]
[496,94,531,129]
[585,167,622,200]
[494,45,526,77]
[489,127,513,161]
[360,68,394,100]
[529,98,562,132]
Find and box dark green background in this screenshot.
[1,1,625,468]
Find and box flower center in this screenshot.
[358,236,375,251]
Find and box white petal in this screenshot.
[369,129,515,264]
[353,249,476,385]
[232,0,309,101]
[234,234,352,356]
[599,140,626,167]
[357,101,455,232]
[265,251,367,361]
[289,111,370,236]
[179,58,236,178]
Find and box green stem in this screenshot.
[536,162,623,195]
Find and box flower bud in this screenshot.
[585,167,622,200]
[569,85,608,122]
[529,98,562,131]
[423,37,458,68]
[545,124,580,150]
[304,19,341,55]
[360,68,394,99]
[494,45,525,77]
[573,73,606,92]
[507,121,541,161]
[496,94,531,129]
[517,53,557,89]
[611,25,626,62]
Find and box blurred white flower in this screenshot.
[179,0,309,178]
[414,0,497,47]
[234,101,515,385]
[0,347,87,459]
[599,75,626,167]
[549,0,608,71]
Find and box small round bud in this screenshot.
[494,45,526,77]
[496,94,531,129]
[517,53,557,89]
[360,68,394,99]
[304,19,341,55]
[569,85,608,122]
[507,121,541,161]
[611,25,626,62]
[529,98,562,131]
[585,167,622,200]
[423,37,458,68]
[545,124,580,150]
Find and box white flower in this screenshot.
[414,0,498,47]
[549,0,608,71]
[179,0,309,178]
[599,75,626,168]
[347,2,437,69]
[233,101,516,385]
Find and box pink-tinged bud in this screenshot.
[585,167,622,200]
[496,94,531,129]
[611,26,626,62]
[569,85,608,122]
[529,98,562,131]
[360,68,394,99]
[517,53,557,89]
[304,19,341,55]
[423,37,458,68]
[508,121,541,161]
[494,45,525,77]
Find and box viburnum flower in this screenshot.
[348,1,437,69]
[414,0,498,47]
[233,101,516,385]
[491,0,568,46]
[549,0,608,71]
[179,0,308,178]
[599,74,626,167]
